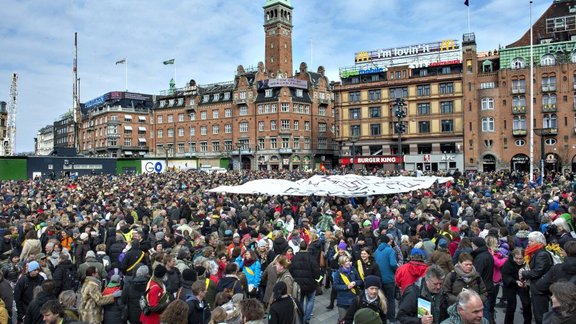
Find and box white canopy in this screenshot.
[208,174,452,197]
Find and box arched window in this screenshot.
[541,54,556,66]
[511,57,525,69]
[482,117,495,132]
[513,115,526,130]
[543,113,557,128]
[481,97,494,110]
[542,94,557,105]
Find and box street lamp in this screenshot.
[236,142,242,171]
[350,135,358,171]
[534,128,546,185]
[394,98,407,172]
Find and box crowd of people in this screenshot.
[0,167,576,324]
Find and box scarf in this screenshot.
[364,290,378,304]
[454,263,479,284]
[525,243,545,265]
[243,257,256,268]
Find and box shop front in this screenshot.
[404,153,464,172]
[510,154,530,172]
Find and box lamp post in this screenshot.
[236,142,242,171]
[534,128,546,185]
[350,135,358,171]
[394,98,407,172]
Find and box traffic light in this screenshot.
[394,98,406,119]
[395,122,406,134]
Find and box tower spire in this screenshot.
[263,0,293,77]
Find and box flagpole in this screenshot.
[125,57,128,92]
[529,0,535,183]
[174,61,176,86]
[467,4,471,33]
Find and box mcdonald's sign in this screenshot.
[355,51,370,62]
[440,39,456,51]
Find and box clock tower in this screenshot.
[263,0,293,78]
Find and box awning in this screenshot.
[124,151,133,155]
[124,114,132,120]
[138,126,146,132]
[138,116,146,121]
[138,138,147,143]
[124,126,133,130]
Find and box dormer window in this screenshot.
[265,89,273,97]
[296,89,303,97]
[511,57,525,69]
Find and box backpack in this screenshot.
[547,250,562,265]
[290,279,301,301]
[62,267,80,291]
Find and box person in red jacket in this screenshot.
[394,248,428,294]
[140,265,169,324]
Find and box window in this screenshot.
[212,125,219,134]
[482,117,495,132]
[281,120,290,130]
[545,138,557,145]
[318,123,327,133]
[212,141,220,152]
[349,108,361,119]
[189,127,195,136]
[350,125,360,137]
[271,104,277,113]
[512,79,526,93]
[157,115,163,124]
[541,54,556,66]
[271,120,277,130]
[178,113,184,122]
[511,57,525,69]
[224,92,230,100]
[294,138,300,149]
[542,76,557,91]
[544,113,557,128]
[201,111,207,120]
[318,138,327,149]
[439,82,454,94]
[543,94,557,106]
[270,138,277,149]
[512,96,526,107]
[189,112,196,121]
[389,87,408,99]
[417,143,432,154]
[417,84,431,96]
[124,114,132,121]
[240,106,248,115]
[239,122,248,132]
[281,103,289,112]
[515,139,526,146]
[319,107,326,116]
[258,121,265,131]
[178,128,184,136]
[258,139,265,150]
[370,107,381,118]
[440,101,454,114]
[200,126,207,135]
[239,91,246,99]
[123,138,131,146]
[224,141,232,151]
[225,109,232,117]
[157,129,163,138]
[265,89,273,97]
[200,142,208,152]
[167,115,174,123]
[304,121,310,131]
[441,119,454,132]
[225,124,232,134]
[349,91,361,102]
[296,89,303,97]
[368,89,381,101]
[202,95,210,103]
[513,116,526,130]
[168,128,174,137]
[480,82,496,89]
[370,124,381,136]
[178,142,185,153]
[212,110,219,119]
[481,98,494,110]
[419,121,430,133]
[417,103,430,115]
[213,93,220,101]
[304,138,311,149]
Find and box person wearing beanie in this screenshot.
[374,234,398,323]
[341,274,386,324]
[14,260,44,322]
[353,308,383,324]
[194,261,218,309]
[395,248,429,294]
[178,268,196,303]
[102,274,123,324]
[429,239,454,276]
[75,231,91,265]
[78,249,107,281]
[123,265,150,324]
[268,281,297,324]
[140,264,169,324]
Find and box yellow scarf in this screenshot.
[339,272,357,294]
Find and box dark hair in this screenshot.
[239,299,265,321]
[299,241,308,251]
[272,281,287,301]
[550,282,576,316]
[40,300,64,317]
[225,262,238,275]
[41,279,56,295]
[458,237,472,249]
[458,252,473,263]
[85,266,97,278]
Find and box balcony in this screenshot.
[542,128,558,135]
[512,87,526,94]
[279,148,293,154]
[512,105,526,114]
[542,104,557,112]
[512,129,527,136]
[318,97,331,105]
[542,85,556,92]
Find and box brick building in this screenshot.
[334,40,465,172]
[463,0,576,173]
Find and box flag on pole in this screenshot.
[163,59,175,65]
[115,58,126,65]
[464,0,469,6]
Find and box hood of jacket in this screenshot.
[219,276,239,289]
[131,275,149,292]
[377,242,390,252]
[407,260,428,277]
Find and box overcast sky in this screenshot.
[0,0,549,153]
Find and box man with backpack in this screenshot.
[52,252,79,296]
[290,241,322,324]
[14,261,44,323]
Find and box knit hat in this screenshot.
[257,239,268,248]
[338,242,347,250]
[154,265,167,278]
[353,308,383,324]
[471,237,486,248]
[410,248,427,258]
[233,232,241,239]
[182,268,197,282]
[86,251,96,258]
[27,261,40,273]
[136,265,149,277]
[362,220,372,227]
[80,233,89,241]
[438,239,449,249]
[108,274,121,287]
[364,275,381,289]
[155,231,165,241]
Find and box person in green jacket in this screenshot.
[441,289,488,324]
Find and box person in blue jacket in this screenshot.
[333,254,362,321]
[375,235,398,323]
[235,249,261,298]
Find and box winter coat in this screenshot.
[23,291,57,324]
[121,244,147,277]
[75,242,91,265]
[216,276,243,295]
[140,279,168,324]
[429,249,454,276]
[164,267,182,297]
[542,307,576,324]
[187,295,211,324]
[77,257,107,281]
[374,242,398,284]
[443,264,487,305]
[522,247,553,284]
[395,260,428,294]
[52,260,75,295]
[440,303,489,324]
[121,274,148,324]
[102,285,124,324]
[471,246,494,293]
[355,258,381,282]
[397,278,449,324]
[492,251,507,284]
[268,296,295,324]
[261,261,278,304]
[274,270,295,303]
[342,291,387,324]
[79,276,115,324]
[235,257,261,289]
[19,239,41,261]
[0,275,13,318]
[536,255,576,294]
[14,274,44,321]
[178,279,194,302]
[108,241,126,267]
[0,299,8,324]
[290,250,321,294]
[333,267,362,308]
